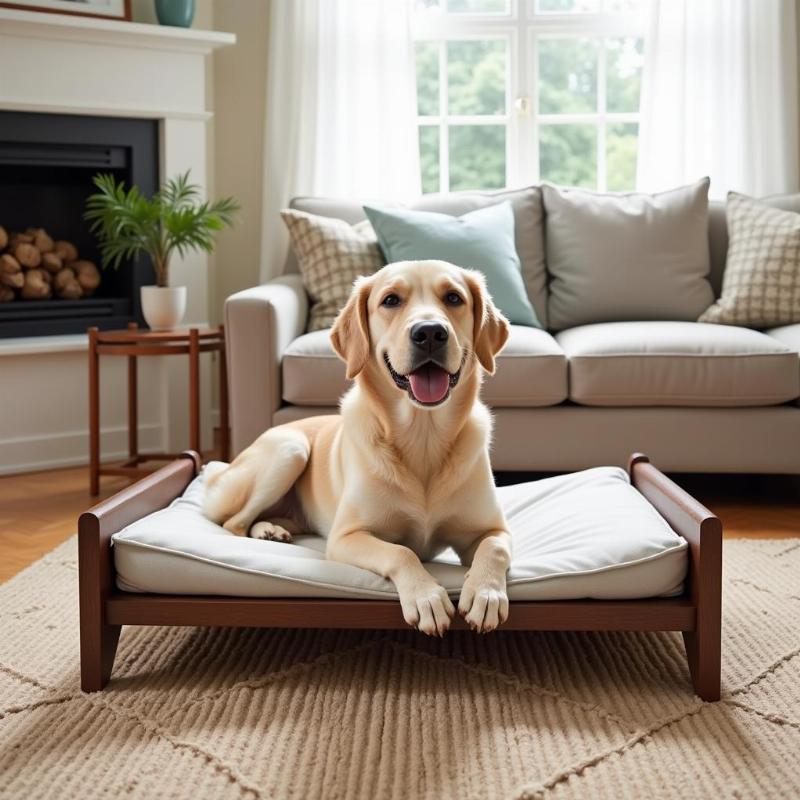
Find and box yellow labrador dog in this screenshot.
[204,260,512,636]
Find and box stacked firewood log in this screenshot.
[0,225,101,303]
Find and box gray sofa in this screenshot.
[225,190,800,474]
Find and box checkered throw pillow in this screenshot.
[699,192,800,327]
[281,209,385,332]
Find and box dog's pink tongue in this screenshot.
[408,364,450,404]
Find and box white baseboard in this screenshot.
[0,422,164,476]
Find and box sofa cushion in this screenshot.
[282,330,346,406]
[290,185,549,327]
[480,325,568,406]
[282,325,568,407]
[113,464,687,601]
[766,324,800,406]
[766,323,800,352]
[556,321,800,407]
[542,179,714,331]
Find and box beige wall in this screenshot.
[207,0,270,324]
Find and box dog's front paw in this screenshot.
[249,522,293,542]
[398,581,455,637]
[458,576,509,633]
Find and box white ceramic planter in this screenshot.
[140,285,187,330]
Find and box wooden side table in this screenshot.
[88,323,229,495]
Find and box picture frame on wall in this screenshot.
[0,0,131,21]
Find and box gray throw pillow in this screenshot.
[542,179,714,331]
[699,192,800,327]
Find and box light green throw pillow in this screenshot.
[363,202,540,327]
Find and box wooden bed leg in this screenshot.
[79,510,121,692]
[81,618,121,693]
[78,453,200,691]
[683,515,723,702]
[629,454,722,702]
[683,631,719,702]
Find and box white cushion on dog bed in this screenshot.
[112,464,688,601]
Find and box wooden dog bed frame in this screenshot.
[78,452,722,700]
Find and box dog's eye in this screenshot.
[445,292,464,306]
[381,293,401,308]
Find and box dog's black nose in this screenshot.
[410,321,448,353]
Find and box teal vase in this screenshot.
[155,0,195,27]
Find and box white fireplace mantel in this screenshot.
[0,10,235,474]
[0,9,234,121]
[0,7,234,53]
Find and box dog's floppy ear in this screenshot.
[463,269,510,375]
[330,276,373,379]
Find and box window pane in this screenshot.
[602,0,645,11]
[419,126,441,194]
[448,40,507,115]
[606,37,643,113]
[449,125,506,190]
[606,122,638,191]
[535,0,599,13]
[539,124,596,188]
[416,42,439,116]
[415,0,442,12]
[447,0,509,13]
[538,38,598,114]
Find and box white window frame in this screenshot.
[413,0,646,192]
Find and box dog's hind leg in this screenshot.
[204,426,310,536]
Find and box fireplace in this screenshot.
[0,111,158,338]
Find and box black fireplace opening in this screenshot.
[0,112,158,338]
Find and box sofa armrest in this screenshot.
[224,275,309,456]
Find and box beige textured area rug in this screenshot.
[1,538,800,800]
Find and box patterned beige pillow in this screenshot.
[281,209,384,331]
[700,192,800,327]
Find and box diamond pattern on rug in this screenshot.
[1,537,799,800]
[0,670,52,719]
[735,653,800,723]
[405,628,699,730]
[724,539,800,598]
[105,626,391,726]
[538,702,800,799]
[150,640,627,800]
[0,697,258,799]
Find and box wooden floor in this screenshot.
[0,465,130,583]
[1,464,799,584]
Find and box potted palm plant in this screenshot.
[85,171,239,330]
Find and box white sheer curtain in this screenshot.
[636,0,799,198]
[260,0,421,281]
